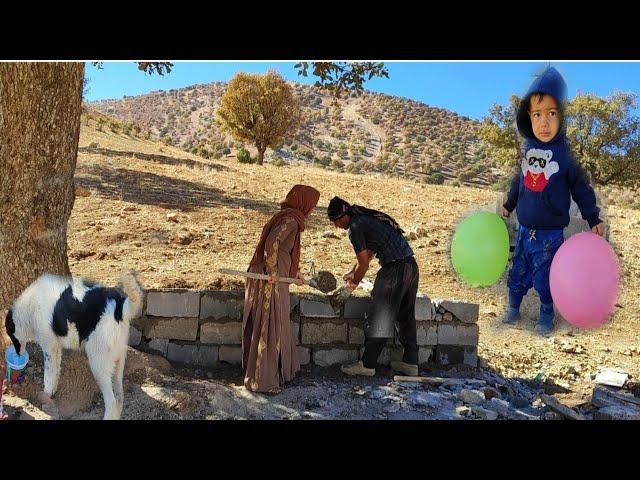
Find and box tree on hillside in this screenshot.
[0,61,172,412]
[566,92,640,186]
[478,94,521,167]
[216,71,301,165]
[294,62,389,99]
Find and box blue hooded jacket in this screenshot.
[503,67,601,230]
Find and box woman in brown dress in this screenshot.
[242,184,320,394]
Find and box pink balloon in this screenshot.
[550,232,620,328]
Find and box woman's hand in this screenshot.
[343,270,355,282]
[268,273,279,285]
[294,271,305,286]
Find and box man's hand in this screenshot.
[501,206,511,218]
[592,222,605,236]
[345,279,358,292]
[343,271,355,282]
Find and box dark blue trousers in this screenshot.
[507,225,564,308]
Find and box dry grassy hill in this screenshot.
[70,113,640,405]
[88,82,505,188]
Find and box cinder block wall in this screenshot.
[130,290,480,369]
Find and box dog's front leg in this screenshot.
[43,344,62,397]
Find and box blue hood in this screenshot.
[516,66,568,141]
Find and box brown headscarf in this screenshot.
[249,185,320,277]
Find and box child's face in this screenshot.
[528,94,561,142]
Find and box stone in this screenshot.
[146,338,169,356]
[594,405,640,420]
[485,397,511,417]
[437,323,479,346]
[200,322,242,344]
[146,290,200,317]
[312,348,359,367]
[438,300,480,323]
[218,346,242,365]
[415,295,436,321]
[483,386,501,401]
[456,405,472,417]
[436,345,478,366]
[470,405,498,420]
[300,297,339,318]
[408,391,444,409]
[143,317,199,341]
[199,291,243,320]
[416,322,438,346]
[301,320,347,345]
[544,411,564,420]
[128,327,142,347]
[348,323,365,344]
[166,343,218,367]
[459,389,486,405]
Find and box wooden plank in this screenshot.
[393,375,445,386]
[540,394,586,421]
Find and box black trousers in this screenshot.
[361,256,419,368]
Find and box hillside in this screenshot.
[88,82,505,187]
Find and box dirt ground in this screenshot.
[3,121,638,419]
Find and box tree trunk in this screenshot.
[0,62,83,317]
[257,145,266,165]
[0,63,100,418]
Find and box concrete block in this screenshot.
[416,321,438,346]
[312,348,359,366]
[200,322,242,344]
[415,295,436,321]
[344,297,371,319]
[144,317,199,341]
[146,290,200,317]
[200,291,243,320]
[300,297,338,318]
[437,323,479,346]
[128,327,142,347]
[166,343,218,367]
[438,300,479,323]
[301,320,347,345]
[219,345,242,365]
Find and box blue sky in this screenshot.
[84,61,640,120]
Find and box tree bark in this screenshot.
[0,62,83,335]
[257,145,266,165]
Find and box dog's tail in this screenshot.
[120,271,144,321]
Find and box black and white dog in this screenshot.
[4,272,143,420]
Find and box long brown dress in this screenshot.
[242,185,319,393]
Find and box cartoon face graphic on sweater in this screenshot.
[521,148,559,192]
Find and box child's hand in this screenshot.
[592,222,605,236]
[500,206,511,218]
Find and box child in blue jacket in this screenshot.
[501,66,605,336]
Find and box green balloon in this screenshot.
[451,211,509,287]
